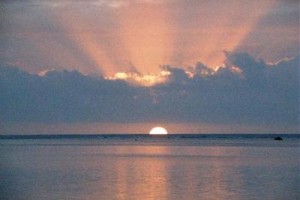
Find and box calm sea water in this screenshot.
[0,134,299,200]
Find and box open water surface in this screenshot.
[0,134,299,200]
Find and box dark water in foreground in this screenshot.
[0,134,299,200]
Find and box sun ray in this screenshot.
[170,1,276,69]
[117,2,173,74]
[51,7,131,76]
[39,0,276,83]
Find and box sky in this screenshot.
[0,0,299,134]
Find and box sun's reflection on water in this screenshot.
[1,140,299,200]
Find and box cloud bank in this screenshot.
[1,52,298,128]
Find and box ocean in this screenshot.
[0,134,299,200]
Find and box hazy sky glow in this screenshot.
[0,0,299,134]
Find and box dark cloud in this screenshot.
[0,52,299,127]
[260,1,299,27]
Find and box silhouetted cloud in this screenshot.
[0,52,299,127]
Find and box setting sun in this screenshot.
[149,127,168,135]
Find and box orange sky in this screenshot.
[0,0,298,134]
[51,0,276,75]
[2,0,297,77]
[2,122,299,135]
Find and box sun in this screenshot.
[149,127,168,135]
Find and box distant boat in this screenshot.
[274,136,283,141]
